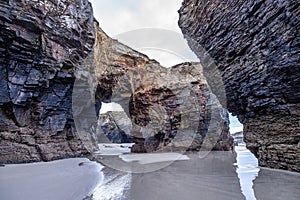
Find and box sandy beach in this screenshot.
[0,158,104,200]
[1,145,299,200]
[90,144,300,200]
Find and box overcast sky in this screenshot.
[90,0,183,35]
[90,0,243,130]
[89,0,198,67]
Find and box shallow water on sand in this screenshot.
[0,147,299,200]
[92,147,300,200]
[93,151,246,200]
[235,144,260,200]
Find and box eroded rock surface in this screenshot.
[0,0,233,163]
[98,111,133,143]
[179,0,300,171]
[0,0,95,163]
[91,27,232,153]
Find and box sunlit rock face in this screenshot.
[92,25,233,153]
[0,0,95,163]
[179,0,300,171]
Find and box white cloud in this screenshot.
[89,0,198,66]
[90,0,183,35]
[138,49,187,67]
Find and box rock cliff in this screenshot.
[0,0,233,163]
[0,0,95,163]
[179,0,300,171]
[98,111,133,143]
[91,26,232,153]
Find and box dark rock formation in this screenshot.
[0,0,233,163]
[0,0,95,163]
[91,27,232,153]
[179,0,300,171]
[98,111,133,143]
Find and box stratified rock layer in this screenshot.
[91,27,232,153]
[98,111,133,143]
[0,0,233,163]
[0,0,95,163]
[179,0,300,171]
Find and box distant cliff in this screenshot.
[98,111,133,143]
[179,0,300,171]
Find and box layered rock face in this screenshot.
[179,0,300,171]
[0,0,233,163]
[92,27,232,153]
[98,111,133,143]
[0,0,95,163]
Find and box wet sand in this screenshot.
[1,150,299,200]
[126,152,245,200]
[92,150,300,200]
[254,167,300,200]
[0,158,104,200]
[92,151,246,200]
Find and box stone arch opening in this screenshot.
[72,23,233,155]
